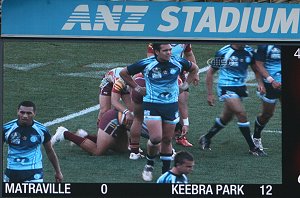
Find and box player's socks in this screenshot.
[253,117,265,139]
[146,154,155,167]
[64,131,85,146]
[160,153,172,174]
[130,143,140,154]
[206,118,225,139]
[238,122,256,149]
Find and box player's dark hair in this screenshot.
[152,43,169,57]
[18,101,36,112]
[152,43,162,52]
[174,151,194,167]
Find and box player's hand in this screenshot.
[179,82,189,92]
[272,81,281,90]
[257,84,266,95]
[207,94,215,106]
[134,86,146,96]
[181,125,189,136]
[55,172,63,183]
[125,112,134,127]
[193,75,199,86]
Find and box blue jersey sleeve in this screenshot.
[174,56,192,72]
[127,57,154,75]
[43,129,51,143]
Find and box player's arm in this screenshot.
[184,49,196,64]
[44,140,63,182]
[251,61,266,94]
[185,62,199,86]
[205,66,217,106]
[111,81,134,126]
[120,67,146,96]
[254,60,281,90]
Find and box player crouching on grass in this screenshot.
[51,108,149,156]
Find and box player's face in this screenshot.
[17,106,35,126]
[177,160,195,175]
[156,44,172,62]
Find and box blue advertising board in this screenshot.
[1,0,300,41]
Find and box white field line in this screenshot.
[4,63,48,71]
[43,65,281,134]
[43,105,99,127]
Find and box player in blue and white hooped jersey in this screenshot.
[120,43,199,182]
[3,101,63,182]
[199,44,267,157]
[157,151,194,183]
[252,45,281,150]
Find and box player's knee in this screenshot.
[149,139,161,146]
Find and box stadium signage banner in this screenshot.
[1,0,300,41]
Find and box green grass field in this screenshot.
[2,41,281,184]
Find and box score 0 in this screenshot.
[100,184,108,195]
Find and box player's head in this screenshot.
[231,44,245,50]
[174,151,195,175]
[152,43,172,62]
[17,101,36,126]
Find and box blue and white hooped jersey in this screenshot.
[254,45,281,83]
[3,119,51,170]
[156,171,188,183]
[214,45,255,87]
[127,56,192,104]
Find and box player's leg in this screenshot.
[142,118,162,181]
[226,98,266,156]
[199,102,234,150]
[159,102,179,174]
[160,121,176,174]
[98,95,111,125]
[254,101,276,138]
[112,130,130,153]
[176,91,193,147]
[80,128,115,156]
[254,83,280,150]
[97,82,113,125]
[129,102,144,159]
[225,98,254,147]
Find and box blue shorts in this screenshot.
[143,102,180,124]
[4,168,43,182]
[257,82,281,104]
[217,85,248,102]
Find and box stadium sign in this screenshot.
[1,0,300,41]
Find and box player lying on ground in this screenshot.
[51,108,149,156]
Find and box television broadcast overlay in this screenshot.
[1,0,300,198]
